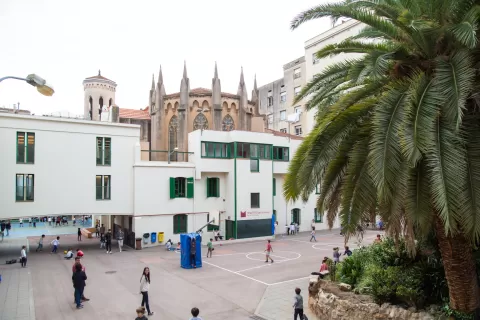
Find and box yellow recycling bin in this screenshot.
[158,232,164,243]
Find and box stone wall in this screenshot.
[308,277,446,320]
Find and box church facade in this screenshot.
[148,62,265,161]
[83,63,265,161]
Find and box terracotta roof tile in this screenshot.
[119,107,150,120]
[266,129,304,140]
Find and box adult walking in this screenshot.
[105,229,112,254]
[117,228,124,252]
[20,245,27,268]
[139,267,154,316]
[72,263,87,309]
[6,221,11,236]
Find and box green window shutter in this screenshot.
[273,178,276,196]
[169,177,176,199]
[17,132,25,163]
[216,178,220,197]
[186,177,194,198]
[206,178,211,197]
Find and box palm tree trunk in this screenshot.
[434,216,480,313]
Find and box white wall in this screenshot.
[0,114,138,219]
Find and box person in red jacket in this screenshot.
[72,257,89,302]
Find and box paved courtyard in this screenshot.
[0,229,382,320]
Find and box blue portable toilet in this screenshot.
[271,214,276,235]
[151,232,157,244]
[180,233,202,269]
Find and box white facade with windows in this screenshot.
[0,113,339,247]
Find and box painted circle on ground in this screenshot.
[245,251,301,262]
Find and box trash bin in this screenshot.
[135,238,142,250]
[158,232,164,243]
[151,232,157,244]
[143,233,149,245]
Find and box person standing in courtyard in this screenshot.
[95,224,100,238]
[72,263,87,309]
[105,229,112,254]
[6,221,11,236]
[293,287,304,320]
[51,236,60,254]
[77,228,82,241]
[36,234,45,252]
[139,267,154,316]
[310,229,317,242]
[20,245,27,268]
[333,247,340,265]
[135,307,148,320]
[265,240,274,263]
[100,224,106,237]
[117,228,124,252]
[190,307,202,320]
[72,257,89,302]
[206,238,213,258]
[19,218,23,227]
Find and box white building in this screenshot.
[0,113,338,247]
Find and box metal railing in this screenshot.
[140,150,194,162]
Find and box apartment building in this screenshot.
[258,56,307,137]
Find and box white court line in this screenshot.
[234,260,290,273]
[269,276,311,286]
[202,260,269,285]
[212,252,255,257]
[269,254,290,260]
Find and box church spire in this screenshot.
[237,66,246,96]
[251,74,259,105]
[151,74,155,90]
[182,60,188,80]
[253,74,258,92]
[157,64,164,85]
[214,61,218,79]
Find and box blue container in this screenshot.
[180,233,202,269]
[151,232,157,244]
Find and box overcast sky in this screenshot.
[0,0,332,115]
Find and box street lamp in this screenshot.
[167,146,179,164]
[0,74,54,96]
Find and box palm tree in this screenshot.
[284,0,480,313]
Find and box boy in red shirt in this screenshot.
[265,240,274,263]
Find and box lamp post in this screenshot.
[0,74,55,96]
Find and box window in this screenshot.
[236,143,250,158]
[314,208,323,223]
[96,175,111,200]
[16,132,35,164]
[16,174,34,201]
[273,178,276,196]
[313,53,320,65]
[259,144,271,159]
[222,114,235,131]
[294,68,301,79]
[250,159,259,172]
[201,142,231,158]
[207,177,220,197]
[169,177,194,199]
[280,110,286,121]
[96,137,111,166]
[291,208,301,224]
[294,106,302,114]
[280,92,286,103]
[173,214,187,234]
[267,90,273,106]
[295,125,303,136]
[280,128,287,133]
[268,114,273,124]
[251,193,260,208]
[207,213,219,231]
[294,86,301,96]
[273,146,289,161]
[316,184,320,194]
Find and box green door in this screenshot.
[226,220,234,240]
[291,209,301,224]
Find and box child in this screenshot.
[36,234,45,252]
[20,245,27,267]
[293,288,304,320]
[176,242,181,252]
[77,228,82,241]
[65,248,74,259]
[265,240,274,263]
[51,236,60,253]
[310,229,317,242]
[206,238,213,258]
[333,247,340,264]
[135,306,148,320]
[343,246,352,257]
[100,233,106,249]
[190,307,202,320]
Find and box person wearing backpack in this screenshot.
[293,287,305,320]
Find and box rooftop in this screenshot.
[119,107,150,120]
[165,87,239,100]
[83,70,117,85]
[266,128,304,140]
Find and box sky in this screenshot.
[0,0,333,116]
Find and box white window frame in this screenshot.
[280,110,286,121]
[294,87,301,96]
